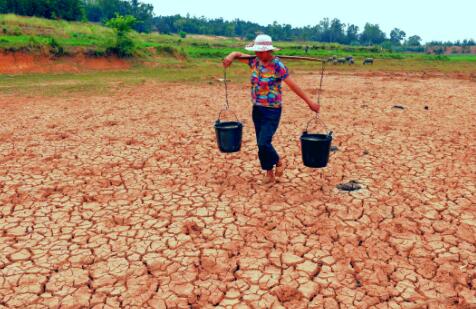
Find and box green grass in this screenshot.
[0,58,251,96]
[0,13,475,96]
[1,14,476,65]
[1,56,475,98]
[0,14,113,37]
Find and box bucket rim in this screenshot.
[215,120,243,129]
[215,120,243,125]
[301,132,331,135]
[301,132,332,140]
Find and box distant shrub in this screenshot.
[245,32,255,40]
[106,15,137,57]
[179,31,186,38]
[114,34,135,57]
[49,37,65,56]
[28,36,42,49]
[191,42,210,48]
[433,55,449,61]
[155,45,187,59]
[385,54,404,59]
[85,48,108,57]
[13,26,21,36]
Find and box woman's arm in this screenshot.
[284,76,321,113]
[223,52,253,67]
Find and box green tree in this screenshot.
[329,18,345,43]
[106,14,137,57]
[406,35,422,46]
[83,0,153,32]
[390,28,406,45]
[0,0,7,13]
[345,24,359,44]
[360,23,386,45]
[129,0,153,32]
[1,0,83,20]
[319,18,331,42]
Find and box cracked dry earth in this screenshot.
[0,71,475,309]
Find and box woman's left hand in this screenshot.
[308,102,320,113]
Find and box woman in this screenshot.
[223,34,320,184]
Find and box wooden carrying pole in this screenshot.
[238,55,325,62]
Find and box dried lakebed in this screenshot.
[0,71,475,308]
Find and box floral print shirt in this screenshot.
[248,57,289,108]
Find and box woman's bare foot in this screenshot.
[275,158,286,177]
[263,170,275,184]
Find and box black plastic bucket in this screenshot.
[301,132,332,168]
[300,117,333,168]
[214,110,243,153]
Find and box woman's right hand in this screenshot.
[223,52,235,67]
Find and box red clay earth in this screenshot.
[0,71,475,308]
[0,52,130,74]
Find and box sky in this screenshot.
[143,0,475,43]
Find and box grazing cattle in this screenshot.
[327,55,336,63]
[345,56,353,62]
[363,58,374,65]
[348,58,354,65]
[336,57,346,64]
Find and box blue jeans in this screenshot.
[252,105,282,171]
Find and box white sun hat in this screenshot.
[245,34,280,52]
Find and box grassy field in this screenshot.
[0,59,254,96]
[2,14,476,62]
[1,14,475,97]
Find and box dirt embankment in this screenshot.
[426,45,476,54]
[0,51,130,74]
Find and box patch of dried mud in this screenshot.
[0,72,475,308]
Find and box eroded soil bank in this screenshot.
[0,51,130,74]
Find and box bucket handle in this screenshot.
[216,108,240,123]
[216,67,240,123]
[223,67,230,110]
[304,116,333,137]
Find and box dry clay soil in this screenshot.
[0,70,475,308]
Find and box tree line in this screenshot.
[1,0,475,49]
[0,0,84,21]
[0,0,154,32]
[153,15,431,48]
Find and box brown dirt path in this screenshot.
[0,72,475,308]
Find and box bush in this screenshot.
[106,15,137,57]
[28,36,42,50]
[433,55,450,61]
[114,33,135,57]
[179,31,186,38]
[155,45,187,59]
[85,48,109,57]
[49,37,65,56]
[13,26,21,36]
